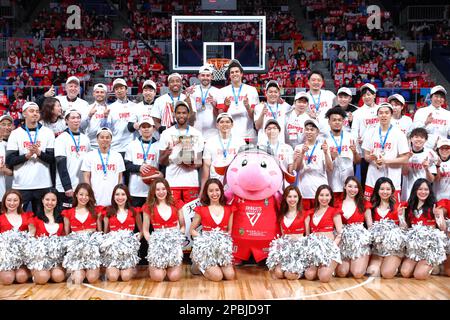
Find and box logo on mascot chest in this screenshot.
[239,228,245,236]
[246,206,262,227]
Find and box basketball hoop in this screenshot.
[207,58,231,81]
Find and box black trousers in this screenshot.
[131,196,150,265]
[19,188,50,213]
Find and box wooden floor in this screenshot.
[0,264,449,300]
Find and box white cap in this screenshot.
[64,108,81,119]
[139,116,155,127]
[337,87,352,96]
[22,101,39,112]
[66,76,80,85]
[430,85,447,96]
[387,93,405,105]
[199,65,213,74]
[360,83,377,94]
[93,83,108,92]
[167,73,182,82]
[437,138,450,149]
[216,112,233,123]
[0,114,13,122]
[142,79,156,90]
[294,91,309,101]
[265,80,280,91]
[377,102,393,112]
[304,118,320,129]
[96,127,113,137]
[112,78,127,88]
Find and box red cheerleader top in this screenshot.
[307,207,341,233]
[194,205,232,232]
[437,199,450,218]
[0,211,33,233]
[142,203,179,229]
[339,202,369,225]
[61,207,101,232]
[399,202,436,227]
[280,213,305,235]
[101,207,140,232]
[32,216,64,237]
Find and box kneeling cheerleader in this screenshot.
[190,179,235,282]
[142,178,185,282]
[400,179,447,280]
[267,186,308,280]
[304,185,343,283]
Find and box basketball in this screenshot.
[140,166,160,185]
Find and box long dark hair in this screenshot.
[72,183,97,218]
[35,188,63,223]
[406,178,436,225]
[279,186,302,222]
[314,184,334,209]
[1,189,24,214]
[107,184,136,218]
[370,177,396,217]
[40,97,62,123]
[146,178,175,219]
[200,178,226,206]
[343,176,365,214]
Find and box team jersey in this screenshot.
[307,207,340,233]
[285,110,311,148]
[55,96,90,131]
[85,102,108,148]
[81,149,125,206]
[125,137,160,198]
[325,131,358,192]
[105,99,136,153]
[189,84,221,140]
[159,125,204,188]
[31,217,64,237]
[202,133,245,181]
[194,205,233,232]
[0,212,33,232]
[434,158,450,201]
[401,148,438,201]
[391,116,413,136]
[54,129,91,193]
[351,104,379,149]
[413,105,450,149]
[41,118,67,137]
[254,101,291,145]
[295,142,329,199]
[151,92,187,128]
[61,207,100,232]
[218,84,259,140]
[7,124,54,190]
[362,124,409,189]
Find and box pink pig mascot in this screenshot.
[214,144,296,264]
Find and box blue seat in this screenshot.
[377,89,389,97]
[400,90,411,101]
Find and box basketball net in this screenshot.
[207,58,231,81]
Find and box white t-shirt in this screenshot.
[41,118,67,137]
[151,92,187,128]
[401,148,438,201]
[307,89,336,133]
[413,105,450,149]
[218,84,259,141]
[81,149,125,206]
[285,110,311,148]
[295,141,329,199]
[203,133,245,181]
[106,99,137,153]
[190,84,221,140]
[54,130,91,193]
[361,124,409,189]
[159,125,204,188]
[254,101,291,145]
[351,104,379,148]
[125,138,160,198]
[56,96,90,131]
[7,124,55,190]
[85,102,108,148]
[325,131,358,192]
[434,158,450,201]
[391,116,413,137]
[132,101,160,141]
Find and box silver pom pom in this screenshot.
[370,219,406,257]
[266,236,290,270]
[305,233,341,267]
[62,232,104,271]
[146,228,184,269]
[267,235,309,276]
[191,228,234,273]
[100,230,141,269]
[0,230,30,271]
[340,223,371,260]
[24,236,65,271]
[405,224,447,266]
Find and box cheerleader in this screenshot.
[190,179,235,281]
[61,183,103,284]
[0,190,32,285]
[268,186,307,280]
[142,178,185,282]
[304,185,343,283]
[27,188,65,284]
[336,177,371,279]
[101,184,142,282]
[365,177,407,279]
[436,198,450,276]
[400,179,447,280]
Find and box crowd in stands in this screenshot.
[409,20,450,45]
